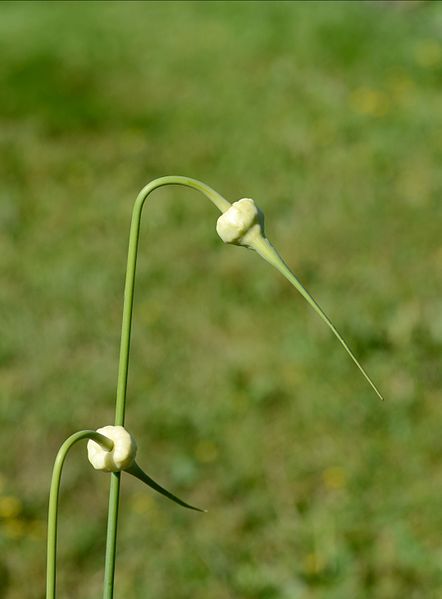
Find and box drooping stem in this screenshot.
[103,177,230,599]
[115,176,230,426]
[46,431,114,599]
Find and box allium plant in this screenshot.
[46,176,383,599]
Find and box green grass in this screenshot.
[0,1,441,597]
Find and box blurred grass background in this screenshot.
[0,1,441,597]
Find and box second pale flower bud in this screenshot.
[87,425,137,472]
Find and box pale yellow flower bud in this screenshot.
[87,425,137,472]
[216,198,265,248]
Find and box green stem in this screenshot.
[103,177,230,599]
[46,431,114,599]
[103,473,120,599]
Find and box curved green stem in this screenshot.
[103,177,230,599]
[46,431,114,599]
[115,176,230,426]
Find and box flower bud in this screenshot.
[216,198,265,248]
[87,425,137,472]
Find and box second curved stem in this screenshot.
[46,431,114,599]
[103,177,230,599]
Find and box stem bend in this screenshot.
[46,431,114,599]
[104,177,230,599]
[115,176,230,425]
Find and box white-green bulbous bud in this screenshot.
[216,198,265,248]
[87,425,137,472]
